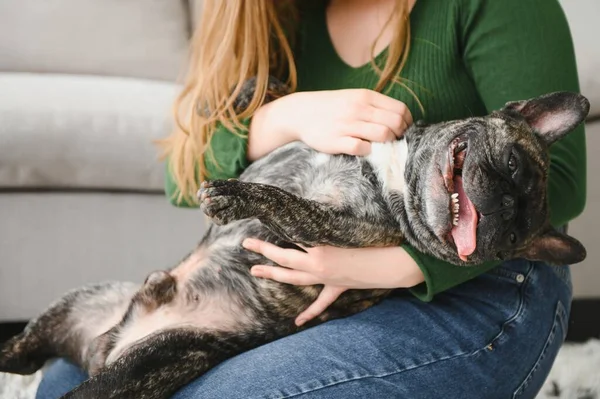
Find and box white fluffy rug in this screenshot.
[1,339,599,398]
[0,369,43,399]
[537,339,600,399]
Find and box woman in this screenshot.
[37,0,586,398]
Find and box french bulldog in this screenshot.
[0,79,589,398]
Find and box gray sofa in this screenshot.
[0,0,205,320]
[0,0,598,322]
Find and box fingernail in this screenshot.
[242,238,256,249]
[296,318,306,327]
[250,266,264,276]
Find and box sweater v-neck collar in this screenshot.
[316,0,423,72]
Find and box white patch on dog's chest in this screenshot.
[313,152,331,166]
[366,140,408,193]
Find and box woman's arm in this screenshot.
[246,99,297,161]
[166,88,412,206]
[245,239,425,289]
[243,238,424,325]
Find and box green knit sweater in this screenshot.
[165,0,586,301]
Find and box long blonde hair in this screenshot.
[159,0,413,205]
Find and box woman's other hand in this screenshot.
[242,238,424,327]
[248,89,413,160]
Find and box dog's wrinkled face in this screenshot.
[403,92,589,266]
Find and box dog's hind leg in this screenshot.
[61,327,284,399]
[85,270,179,375]
[0,281,137,375]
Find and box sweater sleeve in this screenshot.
[165,120,251,208]
[407,0,587,301]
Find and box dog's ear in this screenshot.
[518,226,586,266]
[503,92,590,146]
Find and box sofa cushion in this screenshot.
[0,0,190,82]
[0,73,179,191]
[560,0,600,118]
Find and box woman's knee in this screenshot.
[35,359,88,399]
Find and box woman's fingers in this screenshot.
[334,136,372,156]
[353,91,413,141]
[365,91,413,122]
[295,286,347,326]
[251,265,320,286]
[242,239,309,271]
[243,239,351,326]
[348,121,396,143]
[361,107,407,139]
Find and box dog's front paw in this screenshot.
[198,179,253,225]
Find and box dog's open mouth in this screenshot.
[443,134,480,261]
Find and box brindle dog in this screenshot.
[0,78,590,398]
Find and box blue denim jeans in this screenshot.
[36,259,572,399]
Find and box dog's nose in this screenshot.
[501,194,515,208]
[500,194,515,220]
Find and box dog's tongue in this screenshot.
[451,176,478,261]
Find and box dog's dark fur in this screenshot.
[0,79,590,398]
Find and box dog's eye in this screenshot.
[509,232,517,244]
[508,153,518,174]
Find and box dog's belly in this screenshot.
[104,280,254,366]
[100,143,395,370]
[242,142,385,218]
[102,228,272,368]
[170,224,252,270]
[169,248,209,284]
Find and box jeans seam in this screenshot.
[276,325,526,399]
[274,343,507,399]
[477,261,533,351]
[511,300,567,398]
[273,353,467,398]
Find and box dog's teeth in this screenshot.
[451,193,459,199]
[452,197,458,204]
[453,219,458,226]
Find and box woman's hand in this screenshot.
[242,238,425,326]
[247,89,413,160]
